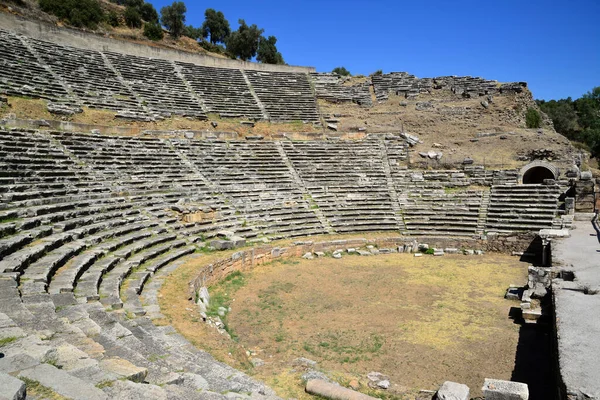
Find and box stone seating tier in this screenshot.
[309,73,373,106]
[29,38,141,112]
[0,28,319,122]
[0,128,565,399]
[176,62,265,120]
[105,52,206,118]
[0,31,71,102]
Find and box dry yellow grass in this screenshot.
[1,97,320,137]
[158,237,528,398]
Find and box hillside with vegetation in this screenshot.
[0,0,284,63]
[537,86,600,158]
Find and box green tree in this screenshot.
[139,2,158,23]
[576,87,600,130]
[184,25,202,40]
[226,19,264,61]
[201,9,231,45]
[538,98,579,137]
[332,66,351,76]
[256,35,284,64]
[39,0,104,28]
[160,1,186,38]
[525,108,541,129]
[124,6,142,28]
[143,21,164,40]
[538,86,600,158]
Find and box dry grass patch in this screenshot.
[159,240,528,398]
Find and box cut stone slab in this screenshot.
[18,364,108,400]
[102,380,167,400]
[436,380,470,400]
[482,379,528,400]
[0,372,26,400]
[100,358,148,383]
[0,354,39,374]
[180,372,209,391]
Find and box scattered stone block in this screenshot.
[18,364,108,400]
[47,103,83,115]
[293,357,318,368]
[414,253,423,257]
[505,287,521,301]
[250,358,264,367]
[0,372,26,400]
[327,124,338,131]
[433,249,445,256]
[100,358,148,383]
[210,240,234,250]
[444,248,459,254]
[482,378,528,400]
[240,121,255,127]
[315,251,326,257]
[230,236,246,247]
[436,381,470,400]
[303,252,314,260]
[366,372,390,390]
[400,132,421,146]
[332,252,342,259]
[580,171,593,180]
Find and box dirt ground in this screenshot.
[158,246,528,399]
[319,88,577,169]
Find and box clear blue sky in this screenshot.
[147,0,599,100]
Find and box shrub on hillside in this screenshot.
[143,22,164,41]
[107,11,120,27]
[526,107,542,129]
[124,6,142,28]
[39,0,104,28]
[200,41,226,54]
[332,66,351,76]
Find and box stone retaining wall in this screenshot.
[190,234,538,294]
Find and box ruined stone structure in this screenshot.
[0,19,594,400]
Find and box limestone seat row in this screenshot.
[0,28,320,122]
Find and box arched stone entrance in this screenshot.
[519,161,559,184]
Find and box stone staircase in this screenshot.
[476,190,491,234]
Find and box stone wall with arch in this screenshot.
[519,161,559,184]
